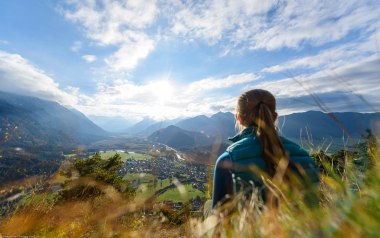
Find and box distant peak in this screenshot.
[211,111,234,118]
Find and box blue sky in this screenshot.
[1,0,380,122]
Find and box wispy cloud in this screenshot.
[82,54,97,63]
[60,0,158,71]
[0,50,76,105]
[104,34,154,70]
[170,0,380,51]
[186,73,259,94]
[262,33,379,74]
[59,0,380,71]
[249,55,380,114]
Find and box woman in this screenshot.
[212,89,319,208]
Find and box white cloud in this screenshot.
[191,73,258,89]
[104,33,154,70]
[69,72,258,120]
[2,48,378,121]
[170,0,380,51]
[0,50,76,105]
[262,33,379,74]
[185,73,259,95]
[61,0,158,71]
[59,0,380,71]
[82,54,97,62]
[248,55,380,114]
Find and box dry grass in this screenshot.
[1,141,379,237]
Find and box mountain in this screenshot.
[0,91,108,148]
[277,111,380,144]
[124,117,157,135]
[148,125,215,149]
[139,118,183,136]
[124,117,184,136]
[175,112,236,140]
[88,115,132,133]
[154,111,380,151]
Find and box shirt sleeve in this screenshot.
[212,152,234,208]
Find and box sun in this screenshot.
[150,79,175,104]
[144,77,179,119]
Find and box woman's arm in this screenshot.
[212,152,234,208]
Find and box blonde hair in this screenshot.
[236,89,287,177]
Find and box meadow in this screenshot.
[123,173,207,203]
[157,184,206,203]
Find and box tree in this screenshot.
[72,153,134,196]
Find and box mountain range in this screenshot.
[0,91,108,148]
[1,91,379,183]
[136,111,380,151]
[1,91,379,151]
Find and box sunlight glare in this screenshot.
[150,79,175,104]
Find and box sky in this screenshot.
[1,0,380,123]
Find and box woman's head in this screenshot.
[235,89,287,179]
[235,89,277,130]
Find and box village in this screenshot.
[118,153,209,212]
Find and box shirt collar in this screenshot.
[228,127,256,143]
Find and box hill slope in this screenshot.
[148,125,214,149]
[278,111,380,143]
[153,111,380,151]
[0,91,108,148]
[175,112,235,140]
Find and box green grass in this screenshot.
[157,184,206,202]
[123,175,204,203]
[123,173,155,183]
[123,174,172,202]
[155,178,171,189]
[99,151,151,162]
[134,183,157,202]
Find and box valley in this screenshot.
[88,146,209,208]
[1,91,379,218]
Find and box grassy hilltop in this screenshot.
[0,134,379,237]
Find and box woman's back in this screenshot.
[228,128,319,198]
[211,89,320,208]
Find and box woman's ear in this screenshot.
[235,113,243,125]
[273,112,278,122]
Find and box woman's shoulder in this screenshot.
[280,136,318,174]
[226,136,262,160]
[227,135,260,151]
[280,136,310,157]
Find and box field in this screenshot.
[123,173,205,202]
[157,184,207,202]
